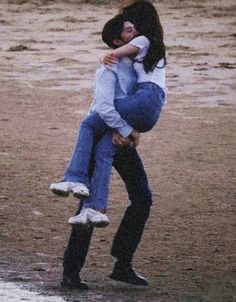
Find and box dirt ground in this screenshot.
[0,0,236,301]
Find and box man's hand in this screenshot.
[112,130,140,148]
[129,129,140,147]
[112,131,131,147]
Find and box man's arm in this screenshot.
[94,65,133,138]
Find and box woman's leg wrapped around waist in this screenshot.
[115,83,165,133]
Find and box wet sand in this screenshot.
[0,0,236,301]
[0,279,66,302]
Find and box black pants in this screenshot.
[63,147,152,277]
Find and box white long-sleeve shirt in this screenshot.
[89,57,137,138]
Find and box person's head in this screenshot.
[121,0,166,71]
[122,0,161,37]
[102,14,138,49]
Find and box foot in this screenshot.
[88,208,109,228]
[50,181,81,197]
[61,274,89,290]
[68,208,109,228]
[68,208,89,225]
[109,262,148,286]
[72,183,90,199]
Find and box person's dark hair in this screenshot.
[102,14,125,49]
[121,0,166,72]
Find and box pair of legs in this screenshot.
[62,146,152,287]
[62,83,164,212]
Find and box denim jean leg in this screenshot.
[63,122,93,185]
[115,83,164,133]
[63,112,109,186]
[84,131,116,210]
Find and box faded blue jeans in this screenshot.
[63,82,165,209]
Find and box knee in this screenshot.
[127,201,151,223]
[129,185,153,207]
[80,117,93,130]
[95,146,116,162]
[134,198,152,211]
[139,188,153,207]
[80,112,101,130]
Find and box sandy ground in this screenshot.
[0,0,236,301]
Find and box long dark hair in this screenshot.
[121,0,166,72]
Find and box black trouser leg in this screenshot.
[62,153,97,277]
[111,147,152,263]
[62,146,152,276]
[111,203,150,263]
[62,202,94,277]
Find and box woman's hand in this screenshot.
[99,44,138,65]
[100,52,118,66]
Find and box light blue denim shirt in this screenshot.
[89,57,137,138]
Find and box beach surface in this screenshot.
[0,0,235,301]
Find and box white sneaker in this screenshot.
[50,181,81,197]
[87,208,109,228]
[68,208,109,228]
[72,183,90,199]
[68,208,89,225]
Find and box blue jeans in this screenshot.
[82,131,115,210]
[115,82,165,132]
[63,83,165,209]
[63,115,116,188]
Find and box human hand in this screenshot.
[112,131,132,147]
[129,129,140,147]
[102,52,118,66]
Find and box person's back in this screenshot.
[90,57,137,114]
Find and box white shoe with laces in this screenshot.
[89,209,110,228]
[68,208,109,228]
[50,181,82,197]
[68,208,89,225]
[72,183,90,199]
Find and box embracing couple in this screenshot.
[50,0,167,290]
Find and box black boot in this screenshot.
[61,273,89,290]
[109,261,148,286]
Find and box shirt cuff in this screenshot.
[118,125,133,138]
